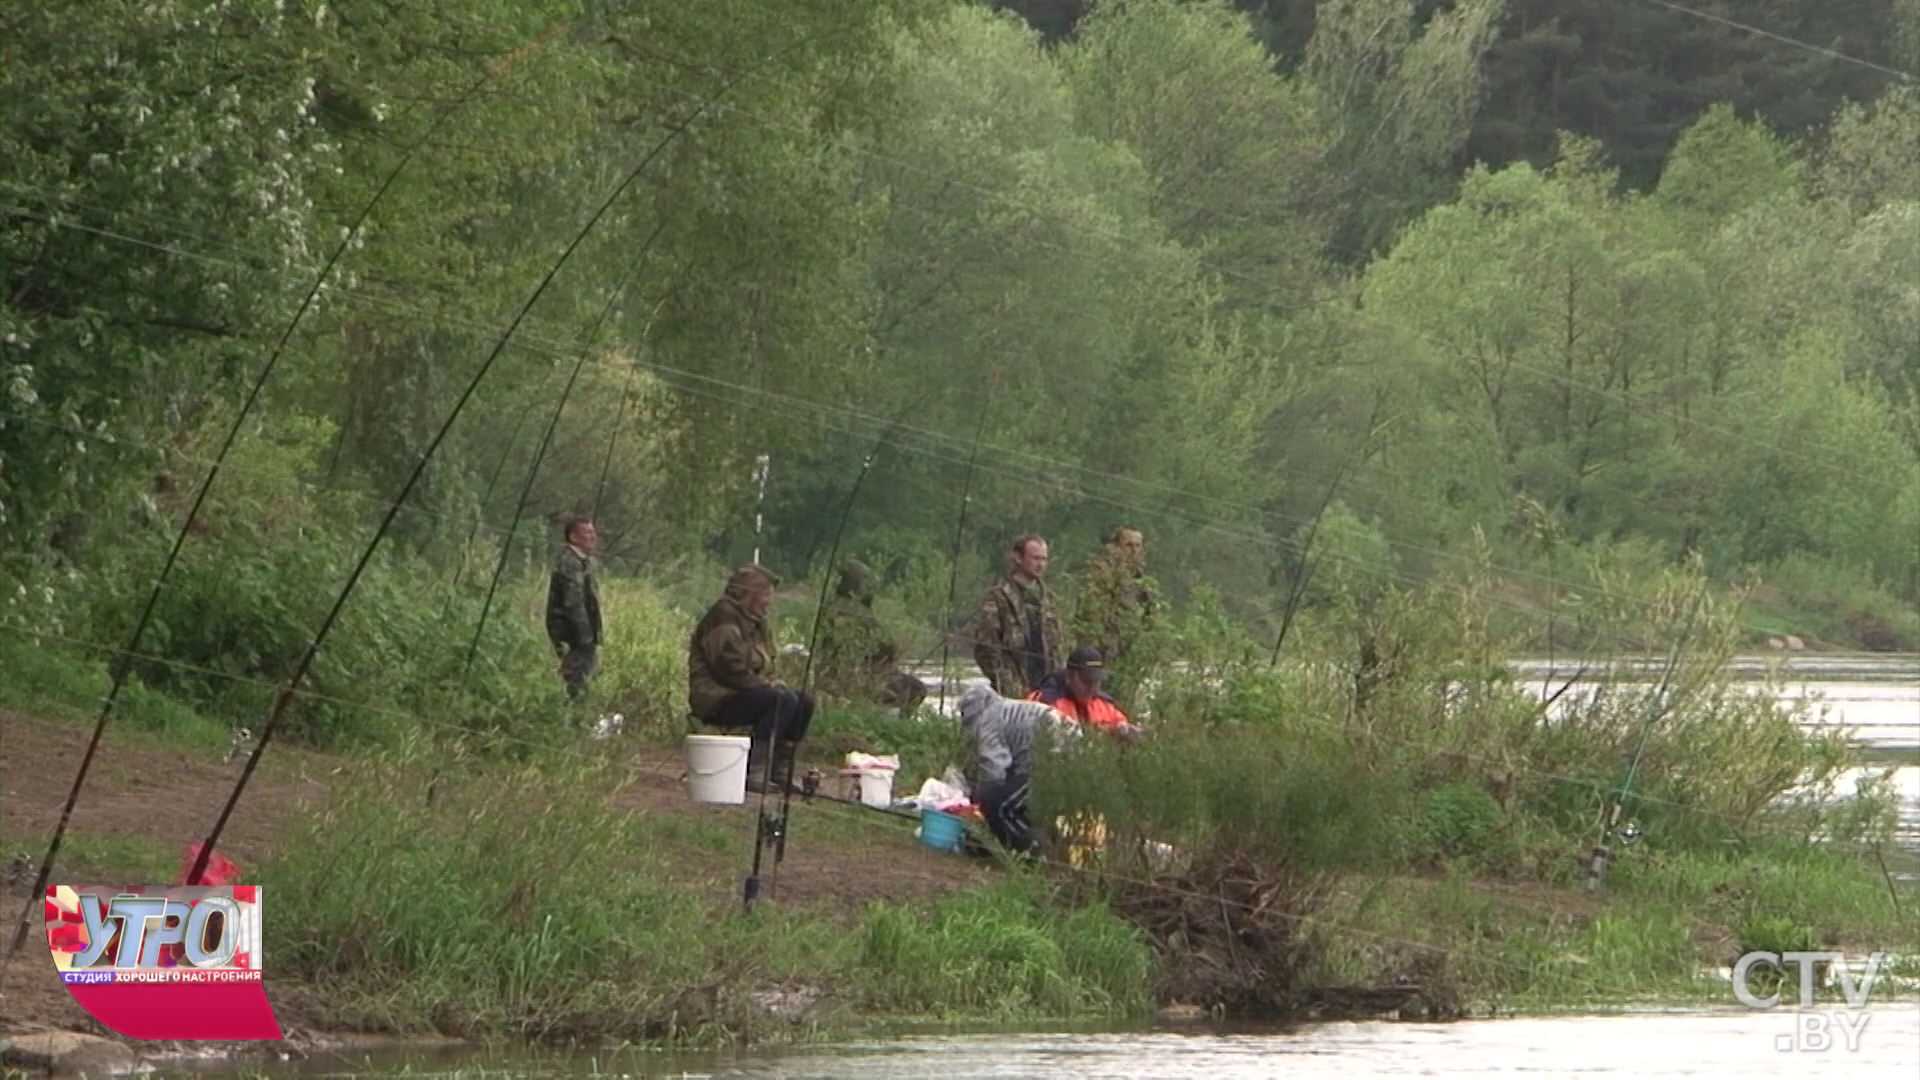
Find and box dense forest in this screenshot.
[4,0,1918,721]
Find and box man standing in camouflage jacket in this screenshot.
[546,515,603,701]
[972,534,1061,698]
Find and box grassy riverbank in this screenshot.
[3,557,1916,1048]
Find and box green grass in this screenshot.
[5,550,1915,1041]
[257,748,1153,1043]
[0,635,228,750]
[1311,837,1920,1017]
[856,881,1153,1021]
[0,830,179,886]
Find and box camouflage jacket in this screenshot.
[686,594,778,720]
[545,545,602,648]
[1071,554,1158,663]
[972,575,1060,699]
[814,597,900,703]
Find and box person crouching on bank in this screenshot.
[957,681,1079,857]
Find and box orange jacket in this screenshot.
[1027,675,1131,732]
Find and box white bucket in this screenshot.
[855,770,894,808]
[685,735,751,804]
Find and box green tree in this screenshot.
[1302,0,1505,259]
[1057,0,1333,313]
[1,0,332,555]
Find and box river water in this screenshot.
[159,1008,1920,1077]
[156,654,1918,1078]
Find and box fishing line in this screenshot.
[591,258,701,526]
[11,75,1899,511]
[17,616,1897,857]
[0,348,1834,663]
[1268,414,1394,666]
[582,57,1908,495]
[745,399,923,911]
[1586,583,1711,892]
[181,36,815,890]
[13,195,1904,549]
[1638,0,1916,81]
[0,190,1896,664]
[445,364,569,610]
[463,217,670,674]
[0,34,566,967]
[0,376,1826,662]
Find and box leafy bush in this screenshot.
[1413,783,1503,862]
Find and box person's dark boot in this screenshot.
[744,740,806,796]
[744,739,774,795]
[767,740,805,796]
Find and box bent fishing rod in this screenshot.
[590,265,698,523]
[935,402,995,716]
[462,218,670,674]
[182,44,810,892]
[1269,412,1397,667]
[0,41,564,969]
[743,400,922,913]
[441,365,565,618]
[1585,583,1710,892]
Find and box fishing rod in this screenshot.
[743,400,921,913]
[181,46,802,892]
[795,774,925,824]
[441,367,561,619]
[1268,413,1395,667]
[935,399,995,716]
[0,42,562,968]
[590,270,693,524]
[462,218,669,674]
[1584,584,1710,893]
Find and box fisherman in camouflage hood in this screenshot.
[815,559,928,717]
[687,564,814,795]
[1071,526,1159,695]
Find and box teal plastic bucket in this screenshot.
[919,808,965,853]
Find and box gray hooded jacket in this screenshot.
[958,681,1078,788]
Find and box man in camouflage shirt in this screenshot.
[815,560,928,716]
[1072,526,1159,669]
[972,534,1061,698]
[545,515,603,701]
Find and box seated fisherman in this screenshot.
[957,682,1079,857]
[1027,646,1142,738]
[687,564,814,795]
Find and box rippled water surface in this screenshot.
[162,1009,1920,1078]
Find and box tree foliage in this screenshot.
[3,0,1919,748]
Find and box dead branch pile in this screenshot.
[1095,851,1338,1017]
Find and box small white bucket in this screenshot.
[685,735,751,804]
[842,768,895,808]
